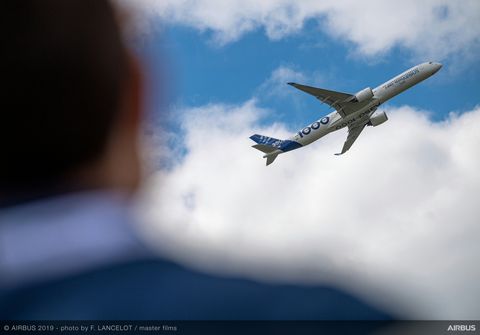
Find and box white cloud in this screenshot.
[136,100,480,319]
[117,0,480,60]
[256,65,308,99]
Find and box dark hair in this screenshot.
[0,0,128,196]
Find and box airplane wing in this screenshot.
[335,122,367,156]
[288,82,370,118]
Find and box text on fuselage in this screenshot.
[382,68,419,90]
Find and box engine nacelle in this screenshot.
[368,111,388,127]
[353,87,374,102]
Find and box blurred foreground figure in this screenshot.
[0,0,390,320]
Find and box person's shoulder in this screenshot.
[1,257,391,320]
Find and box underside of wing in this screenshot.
[335,122,367,156]
[288,82,352,104]
[288,82,370,117]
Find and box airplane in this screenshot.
[250,61,442,165]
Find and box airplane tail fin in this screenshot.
[250,134,280,166]
[250,134,281,146]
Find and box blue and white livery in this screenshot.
[250,62,442,165]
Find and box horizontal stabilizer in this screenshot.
[252,144,277,154]
[266,154,278,166]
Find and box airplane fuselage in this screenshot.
[264,62,442,157]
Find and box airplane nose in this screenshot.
[434,62,442,72]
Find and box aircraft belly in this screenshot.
[279,140,302,152]
[332,101,379,130]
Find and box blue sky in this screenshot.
[138,17,479,128]
[130,0,480,319]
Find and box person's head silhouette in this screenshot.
[1,0,143,205]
